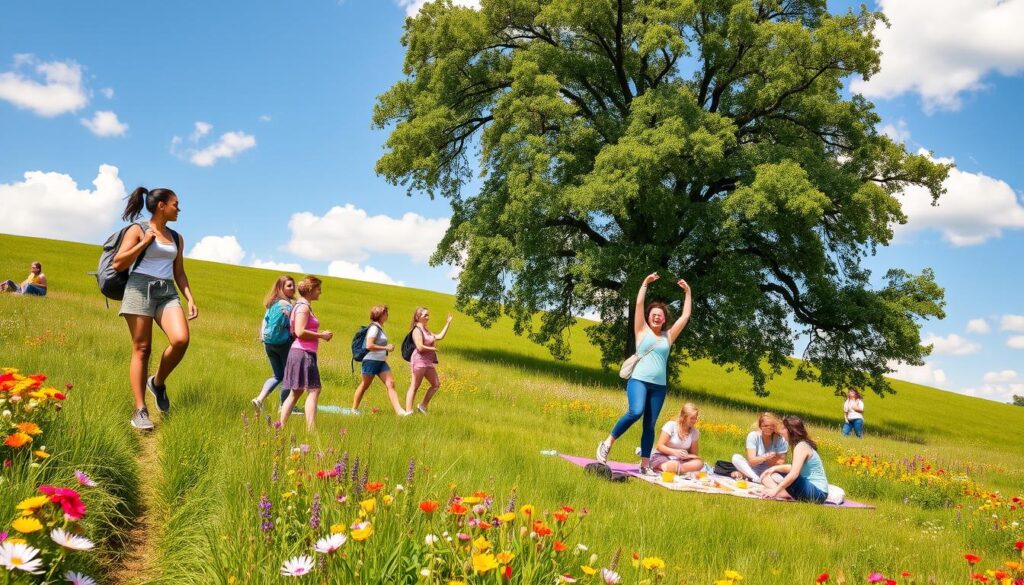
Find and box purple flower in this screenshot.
[0,531,7,543]
[271,462,280,484]
[299,444,310,454]
[273,420,282,429]
[258,493,274,532]
[74,469,97,488]
[406,458,416,485]
[310,493,322,531]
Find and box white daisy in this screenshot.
[601,568,622,584]
[0,542,44,574]
[280,555,314,577]
[424,534,439,546]
[51,528,96,551]
[314,533,347,554]
[65,570,99,585]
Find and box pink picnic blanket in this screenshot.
[559,454,874,509]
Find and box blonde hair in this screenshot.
[296,275,322,297]
[370,304,388,323]
[410,307,428,330]
[675,402,699,433]
[754,412,782,437]
[263,275,295,308]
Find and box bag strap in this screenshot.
[131,222,151,271]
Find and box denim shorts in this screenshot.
[786,475,828,503]
[119,272,180,317]
[361,360,390,376]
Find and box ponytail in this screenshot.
[122,186,178,222]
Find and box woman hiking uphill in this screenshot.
[113,187,197,431]
[596,272,692,475]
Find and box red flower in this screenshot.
[965,554,982,565]
[365,482,385,492]
[886,580,897,585]
[502,566,512,580]
[53,392,66,401]
[901,572,912,577]
[478,521,492,530]
[816,573,829,583]
[532,521,552,537]
[553,540,567,552]
[449,503,468,515]
[39,485,86,520]
[560,505,575,513]
[969,573,988,583]
[553,512,569,523]
[1015,540,1024,551]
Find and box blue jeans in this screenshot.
[786,475,828,503]
[264,342,292,404]
[22,284,46,296]
[842,418,864,438]
[610,378,667,459]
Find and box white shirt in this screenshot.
[364,323,388,361]
[843,398,864,421]
[133,237,177,280]
[660,420,699,452]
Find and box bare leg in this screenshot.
[153,305,190,386]
[280,389,305,427]
[405,367,425,412]
[676,458,704,473]
[419,368,440,410]
[124,315,154,410]
[352,374,374,409]
[379,370,405,414]
[304,389,320,432]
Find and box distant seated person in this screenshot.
[0,261,47,296]
[649,402,704,475]
[730,412,788,483]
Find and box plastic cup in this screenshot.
[697,470,708,479]
[661,470,674,483]
[735,479,748,489]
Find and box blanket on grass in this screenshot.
[559,454,874,509]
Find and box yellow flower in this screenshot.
[34,450,49,459]
[382,494,394,506]
[520,504,535,517]
[448,582,467,585]
[581,566,597,576]
[280,491,295,499]
[4,432,32,448]
[496,551,515,564]
[461,496,481,505]
[16,422,42,435]
[472,536,492,552]
[12,516,43,533]
[641,557,666,571]
[16,495,50,512]
[715,580,733,585]
[472,553,499,574]
[360,498,377,514]
[724,570,743,580]
[330,523,345,534]
[497,512,515,523]
[351,522,373,541]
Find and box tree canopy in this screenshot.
[373,0,949,396]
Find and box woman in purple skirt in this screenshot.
[279,275,333,431]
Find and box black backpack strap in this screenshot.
[132,222,151,270]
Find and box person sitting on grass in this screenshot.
[759,415,829,503]
[1,261,48,296]
[649,402,704,475]
[730,412,788,483]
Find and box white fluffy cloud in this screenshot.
[983,370,1019,383]
[100,87,114,99]
[394,0,479,16]
[250,259,304,272]
[171,122,257,167]
[962,383,1024,404]
[187,236,246,265]
[80,110,128,137]
[966,318,991,334]
[1001,315,1024,332]
[921,333,981,356]
[887,361,948,388]
[896,150,1024,246]
[287,204,449,263]
[0,54,88,117]
[879,119,911,144]
[1007,336,1024,350]
[0,164,124,242]
[852,0,1024,112]
[327,260,404,286]
[190,121,212,142]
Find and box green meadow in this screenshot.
[2,232,1023,584]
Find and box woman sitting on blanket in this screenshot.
[649,402,704,474]
[759,415,829,503]
[730,412,788,483]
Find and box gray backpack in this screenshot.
[95,222,178,303]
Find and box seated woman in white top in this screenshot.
[649,402,704,474]
[730,412,788,482]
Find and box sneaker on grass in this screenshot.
[416,404,428,415]
[596,440,611,464]
[147,376,170,413]
[638,466,658,477]
[131,408,154,430]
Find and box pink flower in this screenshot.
[868,573,886,583]
[39,485,86,520]
[74,470,97,488]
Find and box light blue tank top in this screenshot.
[798,443,828,492]
[630,328,670,386]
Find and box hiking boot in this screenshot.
[147,376,170,413]
[596,440,612,464]
[131,408,154,431]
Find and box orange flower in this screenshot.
[969,573,988,582]
[16,422,42,435]
[450,503,469,515]
[419,500,439,513]
[560,505,574,513]
[4,432,32,448]
[553,541,567,552]
[365,482,385,492]
[553,511,569,523]
[532,521,552,537]
[478,521,493,530]
[965,554,982,566]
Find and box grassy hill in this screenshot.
[3,232,1023,584]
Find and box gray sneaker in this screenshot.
[147,376,170,413]
[131,408,154,430]
[596,440,612,464]
[638,465,658,477]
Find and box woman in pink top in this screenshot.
[404,307,453,414]
[280,275,333,431]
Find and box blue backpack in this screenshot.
[350,323,374,372]
[261,301,293,345]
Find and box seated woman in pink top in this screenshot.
[280,275,333,431]
[404,307,453,414]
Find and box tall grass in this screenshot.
[2,233,1023,583]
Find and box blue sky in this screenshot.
[2,0,1022,402]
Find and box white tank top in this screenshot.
[133,231,177,279]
